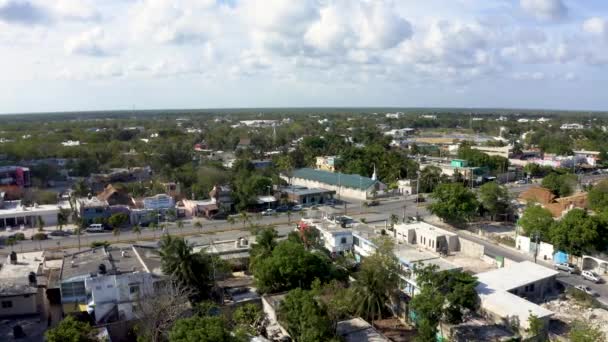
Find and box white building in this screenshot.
[476,261,557,332]
[393,221,459,254]
[0,200,69,229]
[383,128,415,138]
[560,123,584,130]
[0,251,43,318]
[300,218,353,255]
[142,194,175,210]
[60,246,160,323]
[385,112,404,119]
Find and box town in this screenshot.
[0,109,606,341]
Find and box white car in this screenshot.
[262,209,276,216]
[582,270,602,283]
[574,285,598,297]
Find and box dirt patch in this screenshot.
[542,295,608,338]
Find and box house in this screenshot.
[299,218,353,255]
[385,112,404,119]
[181,199,218,218]
[560,123,584,130]
[285,168,386,201]
[0,251,43,318]
[209,185,234,212]
[280,186,335,206]
[471,145,512,159]
[0,166,31,189]
[97,184,133,207]
[76,197,110,225]
[383,128,415,138]
[142,194,175,211]
[397,179,417,195]
[337,317,390,342]
[518,186,588,218]
[0,200,69,229]
[475,261,557,332]
[393,221,459,254]
[59,246,160,324]
[89,167,152,193]
[236,138,252,150]
[315,156,339,172]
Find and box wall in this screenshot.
[516,236,555,262]
[458,238,485,258]
[288,177,368,201]
[0,292,38,317]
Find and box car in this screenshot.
[366,200,380,207]
[49,230,71,237]
[582,270,602,283]
[276,205,289,213]
[574,285,598,297]
[86,223,105,233]
[516,179,527,184]
[262,209,276,216]
[291,205,303,211]
[554,262,578,274]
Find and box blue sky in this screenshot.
[2,0,608,113]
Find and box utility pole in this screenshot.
[533,232,540,264]
[415,171,420,217]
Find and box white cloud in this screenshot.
[50,0,99,22]
[64,27,112,57]
[520,0,567,21]
[511,71,546,80]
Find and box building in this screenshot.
[97,184,133,207]
[0,166,31,188]
[75,197,110,225]
[384,128,415,138]
[0,200,69,229]
[0,251,43,318]
[397,179,417,195]
[471,145,512,159]
[59,246,160,324]
[385,112,404,119]
[299,218,353,255]
[518,186,588,218]
[280,186,335,206]
[315,156,340,172]
[209,185,234,212]
[142,194,175,211]
[475,261,557,332]
[89,167,151,193]
[181,199,218,218]
[236,137,252,150]
[336,317,390,342]
[393,221,459,254]
[285,168,386,201]
[560,123,584,130]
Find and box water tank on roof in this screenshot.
[28,272,36,285]
[98,263,107,274]
[9,251,17,264]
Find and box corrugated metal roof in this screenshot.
[291,168,378,190]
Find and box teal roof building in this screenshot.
[291,168,380,190]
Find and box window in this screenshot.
[353,236,360,246]
[340,237,347,244]
[106,284,113,288]
[95,286,102,290]
[129,285,140,294]
[1,301,12,308]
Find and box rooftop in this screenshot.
[132,245,163,275]
[0,251,43,296]
[395,221,457,238]
[393,244,461,272]
[336,317,390,342]
[0,201,69,217]
[60,246,147,282]
[281,186,336,196]
[476,261,558,292]
[291,168,380,190]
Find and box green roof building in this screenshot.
[286,168,385,201]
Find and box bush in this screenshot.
[13,233,26,241]
[90,241,110,249]
[32,233,48,240]
[567,287,601,308]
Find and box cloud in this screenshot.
[50,0,100,22]
[0,0,49,24]
[64,27,112,57]
[511,71,546,80]
[520,0,567,21]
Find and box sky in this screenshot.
[2,0,608,114]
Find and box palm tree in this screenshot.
[158,235,212,299]
[37,216,44,233]
[227,216,236,226]
[287,210,292,224]
[133,224,142,241]
[150,222,158,239]
[194,221,203,234]
[113,227,121,243]
[239,211,251,227]
[176,220,184,235]
[389,214,399,230]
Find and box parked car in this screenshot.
[50,230,71,237]
[291,205,303,211]
[516,179,527,184]
[574,285,598,297]
[276,205,289,213]
[86,224,105,233]
[554,262,578,274]
[366,200,380,207]
[262,209,276,216]
[582,270,602,283]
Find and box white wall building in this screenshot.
[0,200,68,229]
[300,218,353,254]
[142,194,175,210]
[393,221,460,254]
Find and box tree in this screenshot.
[518,205,554,238]
[249,227,278,270]
[389,213,399,229]
[478,182,510,220]
[278,288,334,342]
[588,179,608,212]
[73,179,90,197]
[542,172,576,197]
[253,240,340,294]
[526,313,546,341]
[568,319,607,342]
[176,220,184,234]
[108,212,129,229]
[132,224,142,240]
[158,235,213,299]
[418,166,443,193]
[135,280,194,342]
[550,209,605,256]
[37,216,44,232]
[112,227,121,242]
[351,237,399,322]
[57,208,70,231]
[194,220,203,233]
[45,316,94,342]
[169,316,236,342]
[410,265,479,341]
[428,183,479,225]
[233,303,264,335]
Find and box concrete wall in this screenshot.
[459,238,485,258]
[289,177,369,201]
[0,292,38,317]
[516,236,554,262]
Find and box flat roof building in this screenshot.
[0,251,43,318]
[285,168,385,201]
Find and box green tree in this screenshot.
[351,237,399,322]
[253,240,340,294]
[568,319,607,342]
[133,224,142,240]
[45,316,94,342]
[278,288,334,342]
[588,179,608,212]
[112,226,121,242]
[158,235,213,299]
[542,172,576,197]
[249,227,278,270]
[57,207,71,231]
[169,316,235,342]
[550,209,605,256]
[418,166,443,193]
[108,212,129,229]
[411,265,479,342]
[526,313,546,341]
[194,221,203,233]
[37,216,45,232]
[428,183,479,224]
[518,205,554,238]
[233,303,263,335]
[478,182,510,220]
